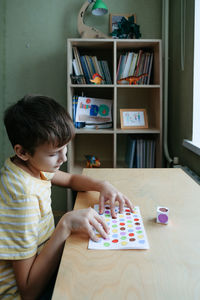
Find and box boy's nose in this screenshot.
[60,154,67,163]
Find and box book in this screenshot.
[72,47,86,84]
[117,54,127,81]
[75,96,112,124]
[128,53,138,76]
[80,56,90,84]
[122,52,134,79]
[125,135,136,168]
[84,122,112,129]
[72,59,80,76]
[72,96,85,128]
[134,50,143,77]
[102,60,112,84]
[147,53,153,84]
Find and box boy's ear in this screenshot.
[14,144,30,161]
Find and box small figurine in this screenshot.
[156,206,169,224]
[117,74,148,85]
[90,73,103,85]
[85,155,101,168]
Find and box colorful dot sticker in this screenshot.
[88,205,149,250]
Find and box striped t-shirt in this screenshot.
[0,158,55,299]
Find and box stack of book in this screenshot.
[72,95,113,129]
[125,135,156,168]
[117,50,153,84]
[72,46,112,84]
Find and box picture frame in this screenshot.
[109,14,137,33]
[120,109,148,129]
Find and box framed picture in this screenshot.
[109,14,136,33]
[120,109,148,129]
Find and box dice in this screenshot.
[157,206,169,224]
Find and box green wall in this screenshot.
[168,0,200,176]
[0,0,162,213]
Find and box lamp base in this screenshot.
[79,25,109,39]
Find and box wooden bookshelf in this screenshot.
[67,38,162,186]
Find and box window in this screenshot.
[183,0,200,155]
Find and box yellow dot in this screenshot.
[138,235,144,239]
[121,241,128,246]
[96,234,101,238]
[105,218,110,222]
[127,224,133,228]
[119,214,124,218]
[112,229,118,233]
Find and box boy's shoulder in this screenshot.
[0,158,52,200]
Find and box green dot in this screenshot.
[136,230,143,234]
[105,214,110,217]
[112,224,117,228]
[127,220,132,223]
[121,236,127,240]
[104,242,110,247]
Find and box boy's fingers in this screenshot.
[124,197,134,212]
[85,222,99,242]
[109,196,117,218]
[95,214,109,234]
[90,218,108,240]
[99,195,105,215]
[117,195,125,214]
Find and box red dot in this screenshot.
[125,209,130,212]
[135,222,140,225]
[129,233,134,237]
[120,222,125,226]
[86,98,91,104]
[112,239,118,243]
[134,218,139,221]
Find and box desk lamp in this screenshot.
[77,0,109,38]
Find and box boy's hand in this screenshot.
[98,181,134,218]
[64,208,109,242]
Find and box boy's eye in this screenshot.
[49,153,57,157]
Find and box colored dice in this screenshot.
[157,206,169,224]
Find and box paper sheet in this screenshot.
[88,205,149,250]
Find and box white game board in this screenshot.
[88,205,149,250]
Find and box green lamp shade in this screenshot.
[92,0,108,16]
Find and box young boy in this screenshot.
[0,95,133,299]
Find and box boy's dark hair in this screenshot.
[4,95,75,155]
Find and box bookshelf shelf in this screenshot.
[67,38,162,175]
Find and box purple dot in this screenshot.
[120,232,126,236]
[136,227,141,230]
[158,213,168,223]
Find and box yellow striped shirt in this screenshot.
[0,158,55,299]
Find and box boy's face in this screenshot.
[27,142,68,173]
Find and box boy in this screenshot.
[0,95,133,299]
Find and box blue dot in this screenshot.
[112,234,118,238]
[139,240,145,244]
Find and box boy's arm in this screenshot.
[12,208,108,300]
[52,170,134,217]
